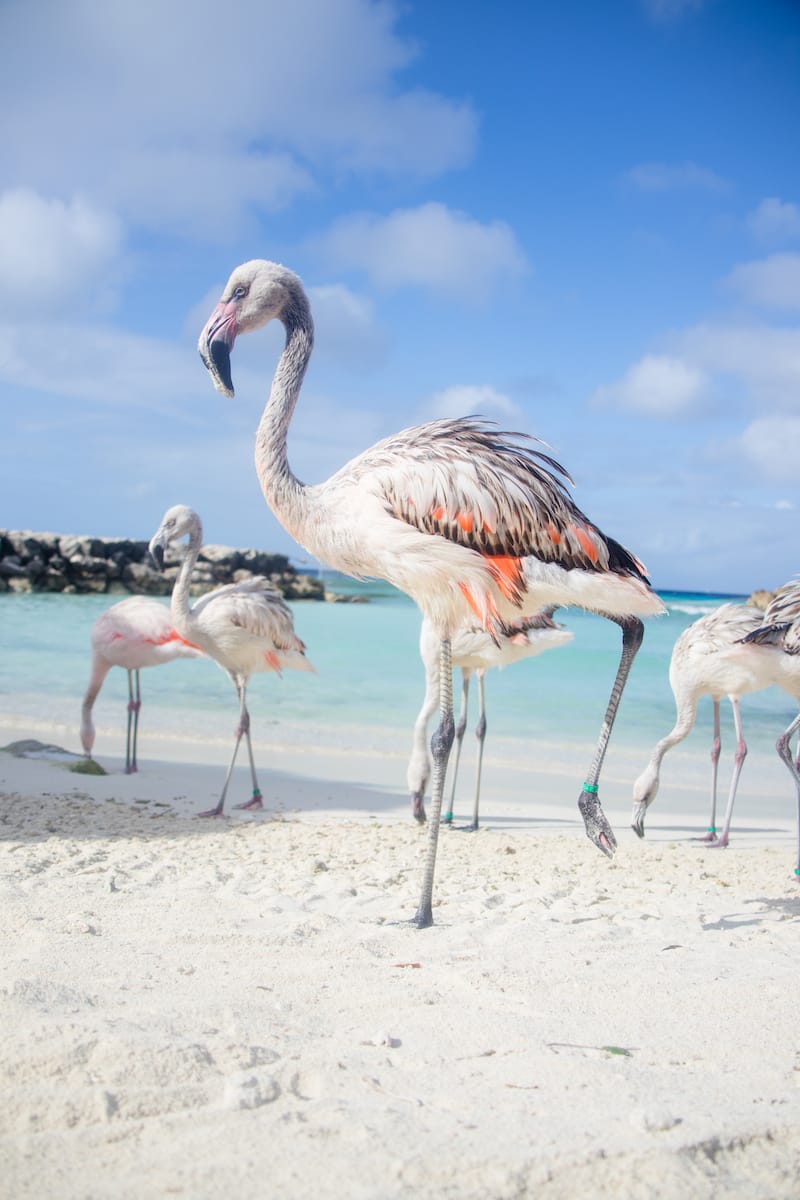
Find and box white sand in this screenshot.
[1,724,799,1199]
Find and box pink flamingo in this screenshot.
[148,504,315,817]
[408,611,573,828]
[198,259,665,926]
[81,595,204,773]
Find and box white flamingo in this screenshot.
[408,611,573,829]
[81,595,204,773]
[148,504,315,817]
[738,581,800,875]
[198,259,665,926]
[631,602,789,850]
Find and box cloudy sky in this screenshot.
[1,0,799,593]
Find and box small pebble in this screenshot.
[222,1071,280,1110]
[367,1031,399,1048]
[629,1107,681,1133]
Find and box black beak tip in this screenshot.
[201,338,235,397]
[148,544,164,571]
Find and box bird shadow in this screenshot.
[700,893,800,931]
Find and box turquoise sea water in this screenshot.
[0,578,796,765]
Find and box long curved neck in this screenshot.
[650,697,699,773]
[171,525,202,633]
[254,290,314,539]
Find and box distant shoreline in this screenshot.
[0,526,326,601]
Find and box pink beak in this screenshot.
[198,298,238,397]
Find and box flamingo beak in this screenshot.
[198,300,237,398]
[147,538,165,571]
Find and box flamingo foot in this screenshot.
[704,835,730,850]
[197,803,226,818]
[411,792,426,824]
[412,902,434,930]
[692,829,719,844]
[578,786,617,859]
[234,791,264,812]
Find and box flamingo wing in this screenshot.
[194,578,305,654]
[344,418,649,589]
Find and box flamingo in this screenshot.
[408,611,574,829]
[81,595,204,773]
[738,581,800,875]
[197,259,665,926]
[148,504,315,817]
[631,602,786,849]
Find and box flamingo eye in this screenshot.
[232,284,248,299]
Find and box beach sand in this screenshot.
[1,722,799,1199]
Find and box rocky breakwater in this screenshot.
[0,528,326,601]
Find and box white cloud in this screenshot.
[0,188,123,317]
[593,354,709,416]
[680,322,800,408]
[0,320,198,409]
[315,202,528,298]
[748,197,800,244]
[725,253,800,311]
[735,417,800,482]
[307,284,388,371]
[0,0,476,238]
[624,161,728,193]
[425,384,523,423]
[111,150,315,240]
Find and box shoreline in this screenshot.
[2,711,797,841]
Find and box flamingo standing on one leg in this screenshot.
[148,504,315,817]
[81,595,204,773]
[408,611,573,829]
[738,581,800,876]
[631,602,783,848]
[197,259,665,927]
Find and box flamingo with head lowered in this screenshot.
[198,259,666,926]
[81,595,204,773]
[148,504,315,817]
[631,603,768,848]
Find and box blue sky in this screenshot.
[1,0,799,594]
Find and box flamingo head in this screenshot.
[148,504,203,570]
[198,259,308,398]
[630,763,659,838]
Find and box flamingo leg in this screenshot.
[199,682,249,818]
[697,699,722,842]
[467,671,488,833]
[443,670,470,824]
[706,697,747,849]
[775,710,800,876]
[578,616,644,858]
[234,688,264,812]
[414,638,455,928]
[125,669,142,774]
